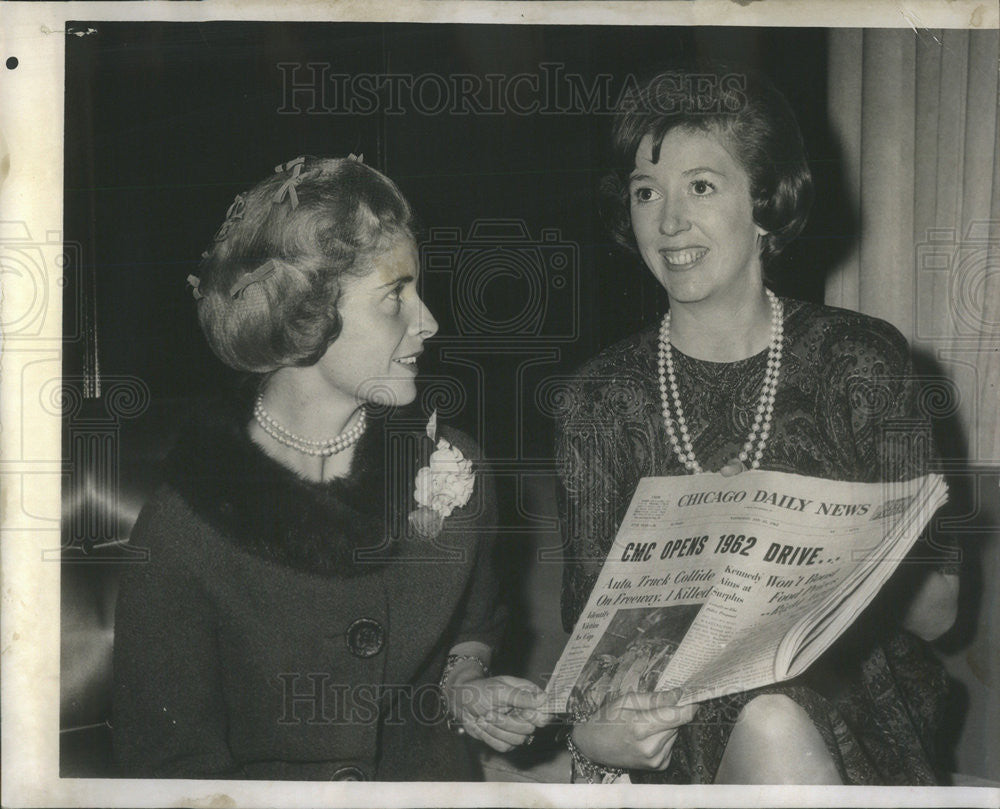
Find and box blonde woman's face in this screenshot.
[316,237,438,408]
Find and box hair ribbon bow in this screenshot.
[273,157,306,209]
[212,192,248,242]
[187,274,204,300]
[229,259,276,299]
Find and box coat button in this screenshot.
[346,618,384,658]
[331,765,367,781]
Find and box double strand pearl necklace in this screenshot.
[253,393,367,457]
[658,289,783,474]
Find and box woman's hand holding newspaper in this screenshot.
[571,689,697,771]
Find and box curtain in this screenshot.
[827,28,999,781]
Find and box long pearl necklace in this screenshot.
[658,289,783,474]
[253,394,367,457]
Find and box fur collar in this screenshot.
[164,396,433,578]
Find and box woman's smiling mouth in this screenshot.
[660,247,709,268]
[393,353,420,367]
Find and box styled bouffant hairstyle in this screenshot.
[601,65,814,265]
[192,156,414,373]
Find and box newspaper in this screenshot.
[545,470,948,714]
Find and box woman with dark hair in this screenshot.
[557,68,959,784]
[112,155,546,780]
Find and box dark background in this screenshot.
[63,22,843,400]
[62,21,847,673]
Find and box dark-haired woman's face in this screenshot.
[316,237,438,408]
[628,128,765,307]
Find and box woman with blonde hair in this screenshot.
[113,155,546,780]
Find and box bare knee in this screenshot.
[715,694,842,784]
[735,694,814,745]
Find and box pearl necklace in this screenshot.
[253,394,367,457]
[658,289,783,474]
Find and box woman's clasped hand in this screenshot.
[441,653,549,752]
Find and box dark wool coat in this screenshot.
[112,398,504,781]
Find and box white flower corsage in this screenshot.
[408,411,476,539]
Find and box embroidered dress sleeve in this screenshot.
[556,373,637,635]
[112,492,241,778]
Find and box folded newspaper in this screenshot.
[545,470,947,713]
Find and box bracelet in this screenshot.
[566,729,627,784]
[439,654,490,735]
